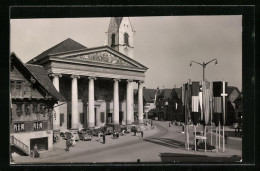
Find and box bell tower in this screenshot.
[107,17,134,59]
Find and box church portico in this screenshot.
[28,17,148,130]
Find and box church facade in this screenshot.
[27,17,148,133]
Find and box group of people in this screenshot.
[112,131,120,139]
[30,144,40,158]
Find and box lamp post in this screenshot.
[190,59,218,81]
[190,58,218,152]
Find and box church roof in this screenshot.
[27,38,87,64]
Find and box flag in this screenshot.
[199,83,203,120]
[191,82,200,125]
[212,81,228,126]
[183,83,192,125]
[202,81,211,125]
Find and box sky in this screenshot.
[10,16,242,91]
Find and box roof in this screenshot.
[27,38,87,64]
[25,64,66,102]
[143,89,157,103]
[159,89,173,99]
[11,53,66,102]
[114,17,123,26]
[173,88,182,100]
[226,86,240,95]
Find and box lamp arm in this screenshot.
[205,59,217,66]
[190,60,203,66]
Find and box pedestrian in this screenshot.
[134,129,136,136]
[33,144,40,158]
[98,132,100,142]
[103,133,106,144]
[225,133,229,144]
[141,130,144,138]
[116,132,119,138]
[65,138,70,152]
[169,122,171,127]
[53,134,56,144]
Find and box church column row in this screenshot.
[51,74,144,130]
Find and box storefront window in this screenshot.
[14,122,25,132]
[33,121,43,131]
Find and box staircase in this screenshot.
[10,135,29,155]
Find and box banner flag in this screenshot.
[202,81,211,125]
[191,82,200,125]
[213,81,223,126]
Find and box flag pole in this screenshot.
[195,125,196,152]
[210,83,213,145]
[219,120,221,149]
[221,81,227,153]
[216,126,218,153]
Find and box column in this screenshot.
[113,79,120,124]
[51,74,62,132]
[88,77,96,128]
[138,81,144,124]
[131,81,135,122]
[126,80,133,125]
[126,80,135,125]
[71,75,80,129]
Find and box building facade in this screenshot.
[27,17,148,132]
[10,53,65,155]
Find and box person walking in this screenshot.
[141,130,144,138]
[103,133,106,144]
[33,144,40,158]
[169,122,171,127]
[98,132,101,142]
[65,138,70,152]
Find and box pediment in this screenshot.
[70,50,137,68]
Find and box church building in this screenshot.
[27,17,148,134]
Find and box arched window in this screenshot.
[111,34,115,46]
[124,33,129,45]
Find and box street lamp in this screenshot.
[190,59,218,81]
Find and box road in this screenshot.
[29,121,241,163]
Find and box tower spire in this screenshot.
[107,17,134,59]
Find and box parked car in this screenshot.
[60,132,65,137]
[69,129,80,141]
[121,125,130,133]
[105,123,121,132]
[92,128,102,136]
[78,131,92,141]
[100,126,113,135]
[131,125,141,133]
[78,128,93,135]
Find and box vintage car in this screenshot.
[121,125,131,133]
[69,129,80,141]
[92,128,104,136]
[78,128,93,135]
[100,126,113,135]
[105,123,121,132]
[78,131,92,141]
[131,124,141,133]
